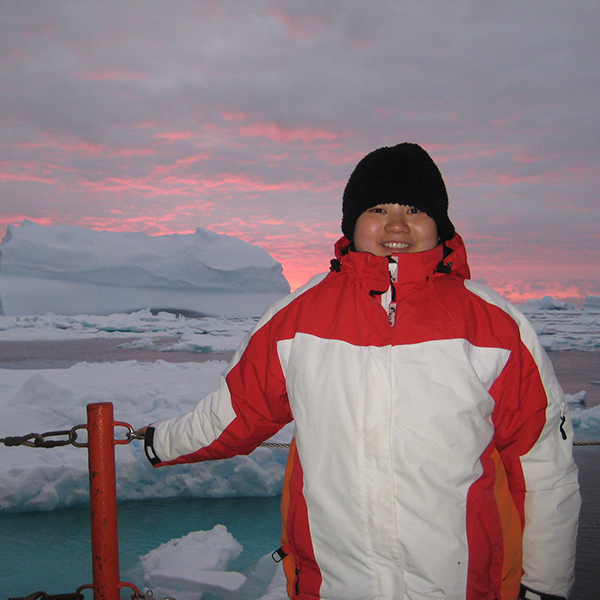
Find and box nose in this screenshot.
[385,211,409,232]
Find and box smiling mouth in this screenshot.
[381,241,411,249]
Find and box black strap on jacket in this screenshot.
[271,545,289,563]
[519,584,566,600]
[435,243,454,274]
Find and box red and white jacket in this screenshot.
[146,234,580,600]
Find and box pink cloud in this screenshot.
[221,111,249,122]
[79,171,317,198]
[239,122,346,144]
[15,138,155,158]
[81,178,181,196]
[154,131,195,142]
[151,154,253,177]
[199,173,312,193]
[483,280,591,305]
[0,170,57,185]
[16,139,107,156]
[0,215,55,235]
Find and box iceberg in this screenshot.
[0,220,290,317]
[584,295,600,312]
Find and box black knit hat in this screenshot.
[341,143,455,242]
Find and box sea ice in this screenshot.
[570,405,600,433]
[518,296,576,312]
[0,360,293,512]
[566,390,586,405]
[140,526,287,600]
[141,525,245,599]
[0,309,258,346]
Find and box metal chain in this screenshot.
[7,591,84,600]
[1,423,142,449]
[260,442,291,448]
[8,574,171,599]
[262,440,600,448]
[0,426,84,448]
[3,428,597,449]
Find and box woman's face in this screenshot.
[353,203,439,256]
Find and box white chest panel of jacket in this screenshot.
[277,333,511,599]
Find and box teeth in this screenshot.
[382,242,411,249]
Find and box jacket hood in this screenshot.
[332,233,471,292]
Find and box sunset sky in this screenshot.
[1,1,598,303]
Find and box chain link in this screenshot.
[1,422,144,449]
[113,421,140,445]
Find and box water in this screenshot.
[0,496,282,599]
[1,447,598,600]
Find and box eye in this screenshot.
[367,206,386,214]
[406,206,421,214]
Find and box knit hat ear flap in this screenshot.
[341,143,455,242]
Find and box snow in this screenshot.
[0,220,289,317]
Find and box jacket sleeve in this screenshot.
[490,303,580,598]
[145,305,294,467]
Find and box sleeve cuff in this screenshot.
[143,426,162,466]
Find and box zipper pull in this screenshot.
[559,402,568,440]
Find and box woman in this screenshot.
[140,143,580,600]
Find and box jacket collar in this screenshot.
[333,233,470,293]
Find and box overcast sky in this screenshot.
[1,0,598,301]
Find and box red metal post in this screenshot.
[87,402,121,600]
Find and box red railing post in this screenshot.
[87,402,121,600]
